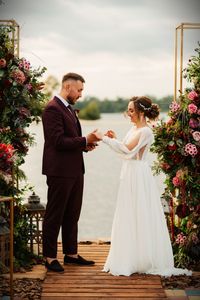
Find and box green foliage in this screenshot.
[151,44,200,269]
[99,97,129,113]
[0,28,47,128]
[0,25,47,268]
[43,75,59,100]
[75,95,172,115]
[184,43,200,90]
[78,99,101,120]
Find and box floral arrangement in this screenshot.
[0,27,46,128]
[0,142,15,182]
[0,25,47,268]
[0,26,47,188]
[151,44,200,269]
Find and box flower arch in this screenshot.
[151,44,200,269]
[0,23,47,268]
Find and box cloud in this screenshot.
[20,33,174,98]
[0,0,199,98]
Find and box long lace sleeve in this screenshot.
[102,127,153,160]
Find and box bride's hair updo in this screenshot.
[130,96,160,120]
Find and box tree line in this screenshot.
[74,95,173,120]
[43,76,173,120]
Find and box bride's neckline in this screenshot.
[133,125,149,130]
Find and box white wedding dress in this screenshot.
[102,126,192,277]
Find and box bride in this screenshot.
[95,96,192,277]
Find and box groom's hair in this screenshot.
[62,73,85,83]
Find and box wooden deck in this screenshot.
[41,242,167,299]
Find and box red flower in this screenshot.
[167,141,177,151]
[0,58,6,68]
[0,143,15,173]
[176,204,190,218]
[161,162,171,171]
[3,79,12,88]
[172,176,181,186]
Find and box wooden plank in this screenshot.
[42,298,165,300]
[43,284,165,293]
[44,274,162,281]
[42,292,166,297]
[41,243,167,299]
[43,281,160,290]
[44,280,162,285]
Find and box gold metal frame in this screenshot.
[0,19,19,299]
[0,19,20,57]
[0,196,14,299]
[174,22,200,101]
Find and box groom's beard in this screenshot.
[67,97,74,105]
[67,96,79,105]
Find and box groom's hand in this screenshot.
[86,129,101,143]
[85,143,98,151]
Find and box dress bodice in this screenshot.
[122,126,153,161]
[102,126,154,161]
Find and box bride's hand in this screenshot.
[105,130,116,139]
[93,130,103,140]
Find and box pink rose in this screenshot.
[192,233,199,244]
[172,176,181,186]
[0,58,6,68]
[192,131,200,142]
[166,118,174,125]
[188,103,198,114]
[188,91,198,101]
[197,109,200,115]
[11,69,26,84]
[189,118,199,129]
[25,83,32,91]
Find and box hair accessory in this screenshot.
[138,102,151,111]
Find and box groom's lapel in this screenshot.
[54,96,82,135]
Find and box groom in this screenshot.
[42,72,100,272]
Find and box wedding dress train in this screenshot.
[102,126,192,277]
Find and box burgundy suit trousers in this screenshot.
[42,174,84,258]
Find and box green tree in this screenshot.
[78,100,100,120]
[43,75,59,100]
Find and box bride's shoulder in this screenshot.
[143,126,152,132]
[140,126,153,138]
[128,126,152,136]
[138,126,152,133]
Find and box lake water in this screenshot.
[21,113,166,241]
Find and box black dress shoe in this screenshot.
[64,254,95,265]
[45,260,64,272]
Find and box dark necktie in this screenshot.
[68,105,77,122]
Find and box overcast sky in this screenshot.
[0,0,200,99]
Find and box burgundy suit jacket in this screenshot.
[42,96,86,177]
